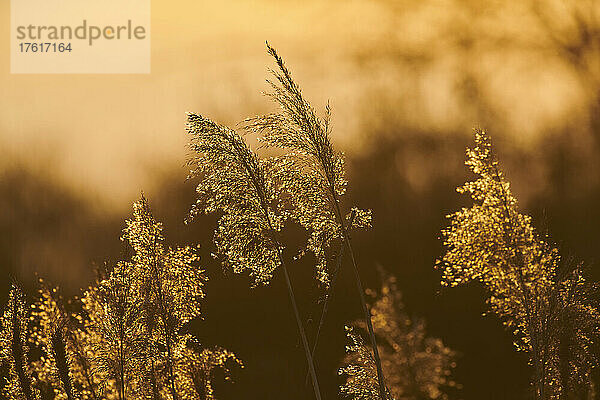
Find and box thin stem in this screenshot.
[74,341,99,400]
[492,162,544,399]
[11,294,34,400]
[264,221,322,400]
[280,254,323,400]
[150,354,159,400]
[305,218,352,387]
[230,141,323,400]
[85,369,99,400]
[119,319,126,400]
[76,346,99,400]
[330,189,387,399]
[344,235,388,399]
[150,234,178,400]
[117,245,128,400]
[260,45,385,394]
[52,329,75,400]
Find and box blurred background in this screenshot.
[1,0,600,398]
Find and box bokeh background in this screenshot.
[2,0,600,398]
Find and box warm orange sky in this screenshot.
[0,0,594,211]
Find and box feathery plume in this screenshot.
[186,113,323,399]
[437,129,600,398]
[174,334,243,400]
[245,42,384,397]
[339,327,392,400]
[341,273,457,400]
[29,281,76,400]
[0,284,38,400]
[187,114,284,286]
[245,43,372,288]
[121,194,206,399]
[81,262,148,400]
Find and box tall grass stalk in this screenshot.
[247,43,387,398]
[186,114,322,399]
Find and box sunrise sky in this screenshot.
[1,0,591,212]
